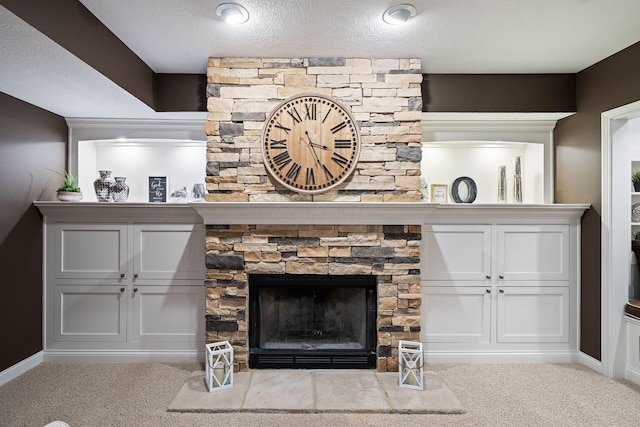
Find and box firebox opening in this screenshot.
[249,274,377,369]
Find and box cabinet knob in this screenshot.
[499,275,504,279]
[120,287,125,292]
[133,273,139,279]
[133,288,138,293]
[499,289,505,293]
[486,289,491,293]
[120,273,125,279]
[485,275,491,280]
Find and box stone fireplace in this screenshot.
[202,57,423,372]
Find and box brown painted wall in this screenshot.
[555,41,640,360]
[0,93,67,371]
[155,74,207,112]
[422,74,576,112]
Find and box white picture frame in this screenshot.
[430,184,448,203]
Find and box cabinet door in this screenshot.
[133,224,204,280]
[496,225,569,281]
[421,286,491,343]
[496,286,569,343]
[54,224,127,279]
[626,317,640,375]
[131,285,204,343]
[54,285,127,342]
[421,224,491,281]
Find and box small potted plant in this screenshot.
[632,171,640,192]
[49,169,83,202]
[633,231,640,272]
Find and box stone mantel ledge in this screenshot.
[34,201,590,225]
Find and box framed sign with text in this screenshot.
[148,176,167,202]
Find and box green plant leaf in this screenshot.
[47,169,81,192]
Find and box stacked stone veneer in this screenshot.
[205,57,423,201]
[205,224,421,372]
[204,57,423,372]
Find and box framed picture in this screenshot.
[430,184,448,203]
[148,176,167,202]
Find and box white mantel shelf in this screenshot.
[34,201,589,225]
[191,202,590,225]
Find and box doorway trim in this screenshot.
[601,99,640,378]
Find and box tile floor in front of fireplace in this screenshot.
[168,369,465,414]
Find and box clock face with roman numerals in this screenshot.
[262,93,361,194]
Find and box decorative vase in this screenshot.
[57,191,83,202]
[110,177,130,202]
[498,165,507,203]
[513,156,523,204]
[634,181,640,192]
[94,170,114,202]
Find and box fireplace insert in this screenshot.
[249,274,377,369]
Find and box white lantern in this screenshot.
[205,340,234,392]
[398,340,423,390]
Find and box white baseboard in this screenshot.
[625,365,640,385]
[0,351,44,386]
[43,350,204,363]
[578,351,603,374]
[425,351,579,364]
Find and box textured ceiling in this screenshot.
[2,0,640,119]
[80,0,640,74]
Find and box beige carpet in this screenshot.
[1,362,640,426]
[168,369,465,413]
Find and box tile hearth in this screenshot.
[168,369,465,414]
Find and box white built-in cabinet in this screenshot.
[36,203,205,362]
[420,205,584,362]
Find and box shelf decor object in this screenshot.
[514,156,523,204]
[633,203,640,223]
[110,177,129,202]
[398,340,423,390]
[430,184,448,203]
[633,170,640,192]
[56,191,83,202]
[498,165,507,203]
[148,176,167,203]
[205,341,234,392]
[450,176,477,203]
[191,183,205,202]
[170,186,189,203]
[93,170,114,202]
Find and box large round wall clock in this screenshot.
[262,93,361,194]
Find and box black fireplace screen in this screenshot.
[249,274,377,369]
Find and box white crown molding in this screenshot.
[65,116,206,131]
[422,112,573,136]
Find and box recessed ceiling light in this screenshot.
[383,4,417,25]
[216,3,249,25]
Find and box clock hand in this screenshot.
[301,136,322,166]
[309,142,328,150]
[304,131,328,150]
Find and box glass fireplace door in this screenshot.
[249,274,376,369]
